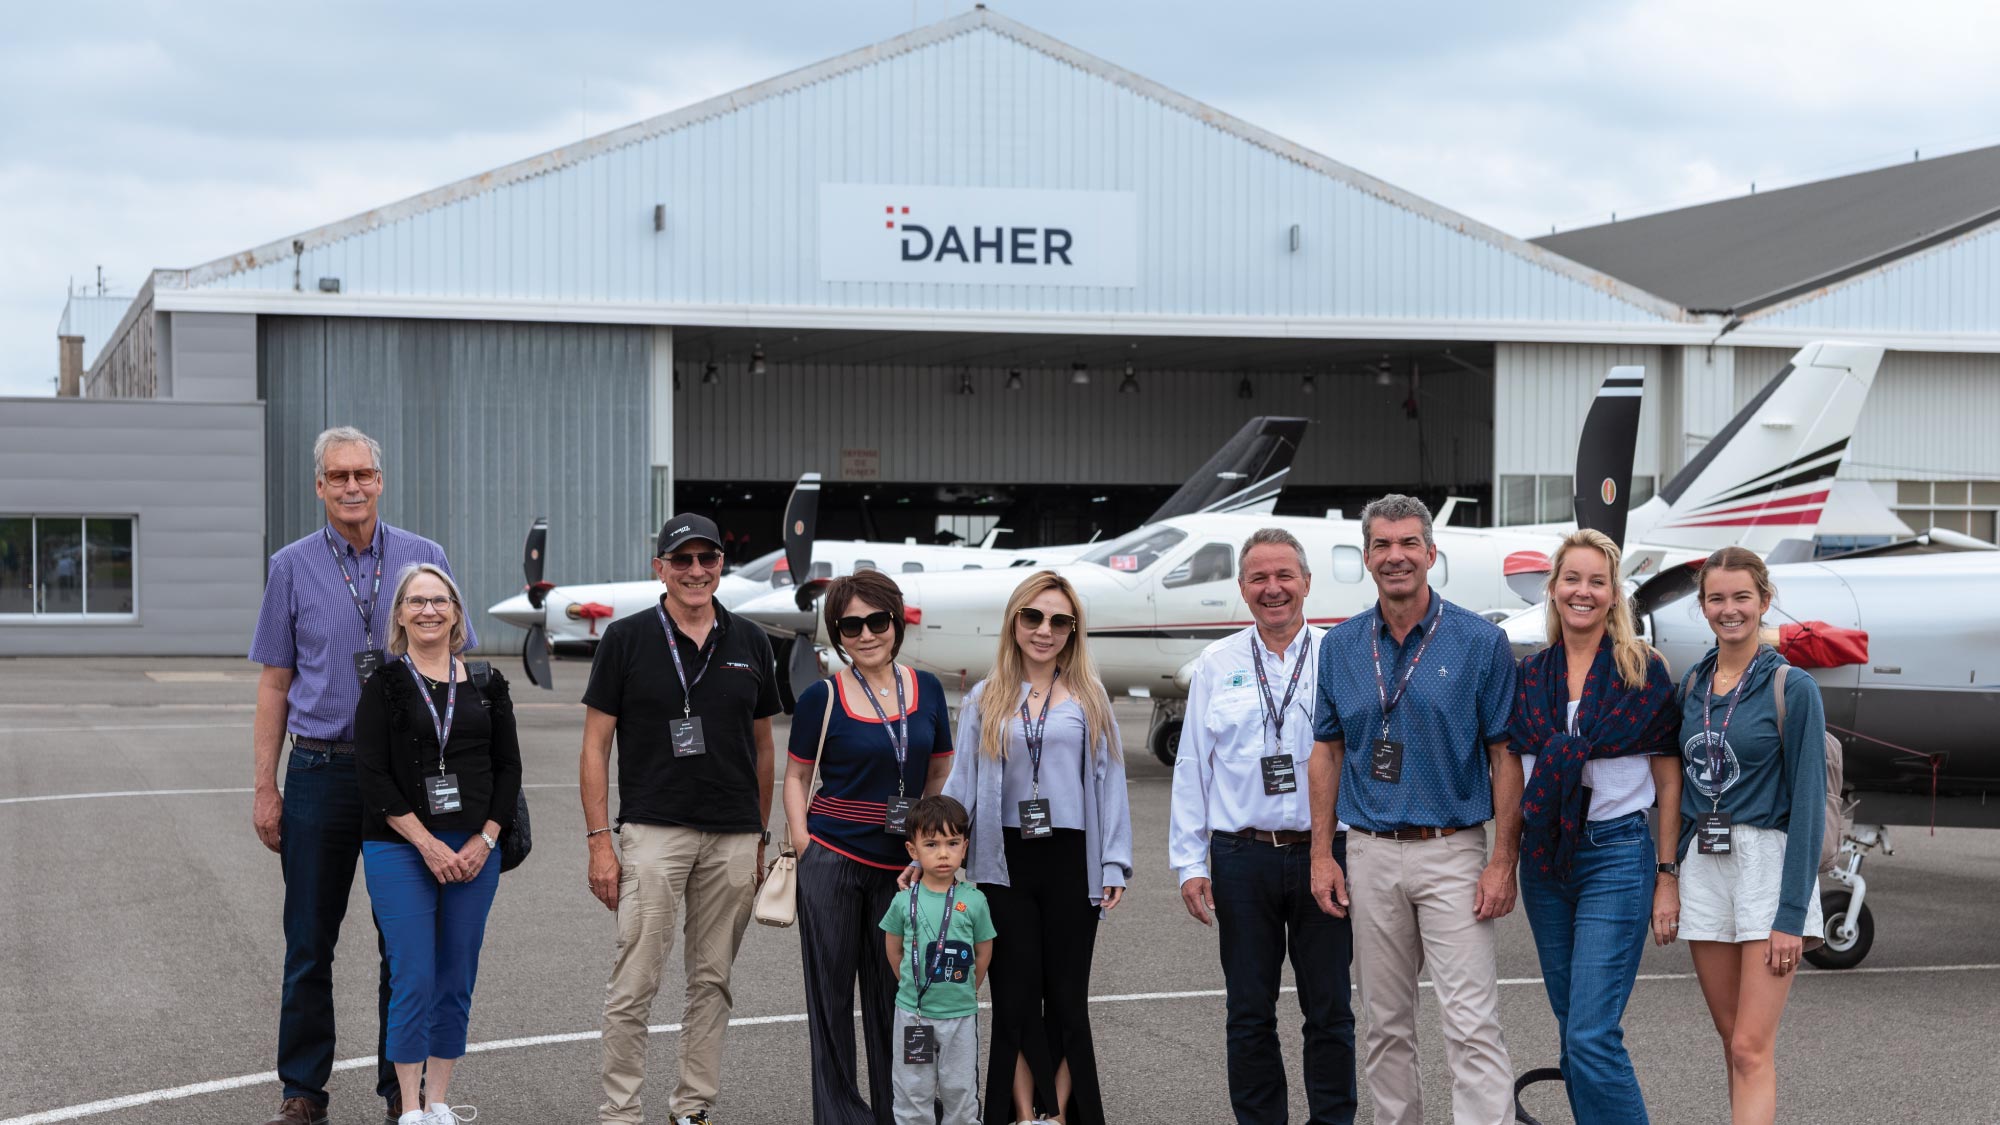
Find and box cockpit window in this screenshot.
[735,550,783,586]
[1079,527,1190,574]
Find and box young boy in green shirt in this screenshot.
[880,795,996,1125]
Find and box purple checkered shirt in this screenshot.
[249,521,475,742]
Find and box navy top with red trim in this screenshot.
[789,668,954,870]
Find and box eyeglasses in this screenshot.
[835,611,895,639]
[322,469,380,487]
[1016,607,1076,633]
[401,595,457,612]
[663,550,724,571]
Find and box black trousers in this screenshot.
[981,827,1104,1125]
[798,843,903,1125]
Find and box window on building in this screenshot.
[0,515,137,617]
[1894,480,2000,544]
[1500,474,1656,524]
[1331,545,1363,583]
[1163,543,1234,588]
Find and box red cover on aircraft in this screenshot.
[1504,550,1550,576]
[1774,622,1869,669]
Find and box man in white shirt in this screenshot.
[1169,528,1357,1125]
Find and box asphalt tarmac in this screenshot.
[3,656,1996,1125]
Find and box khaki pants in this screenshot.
[1347,823,1512,1125]
[599,823,758,1123]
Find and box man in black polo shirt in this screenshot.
[582,513,779,1125]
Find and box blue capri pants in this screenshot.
[362,831,500,1063]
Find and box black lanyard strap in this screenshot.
[1018,668,1061,797]
[855,665,912,797]
[323,526,384,644]
[401,654,458,775]
[1369,601,1442,741]
[656,604,717,720]
[1253,630,1311,744]
[908,882,957,1019]
[1701,661,1751,811]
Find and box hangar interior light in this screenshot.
[1118,361,1139,395]
[749,344,767,376]
[1005,368,1024,391]
[1070,361,1089,386]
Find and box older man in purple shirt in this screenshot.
[249,426,471,1125]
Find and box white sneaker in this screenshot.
[673,1112,714,1125]
[423,1104,477,1125]
[396,1112,424,1125]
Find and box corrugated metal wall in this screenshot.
[1492,343,1664,477]
[1747,220,2000,335]
[197,26,1668,327]
[260,317,653,648]
[673,360,1492,489]
[0,397,264,655]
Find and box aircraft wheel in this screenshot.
[1150,719,1183,768]
[1804,890,1873,970]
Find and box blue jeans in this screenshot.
[1210,832,1357,1125]
[1519,810,1656,1125]
[278,746,396,1106]
[363,831,501,1062]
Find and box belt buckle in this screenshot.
[1258,829,1280,847]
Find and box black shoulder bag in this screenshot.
[468,660,532,872]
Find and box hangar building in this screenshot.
[4,8,1997,655]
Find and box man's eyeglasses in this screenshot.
[664,550,724,571]
[401,595,457,612]
[835,611,896,639]
[322,469,381,487]
[1016,607,1076,633]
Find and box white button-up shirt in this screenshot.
[1169,623,1327,885]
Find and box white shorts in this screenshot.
[1678,821,1824,944]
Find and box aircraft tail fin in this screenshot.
[1145,416,1308,522]
[1630,341,1882,554]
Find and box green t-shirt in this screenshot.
[878,881,997,1019]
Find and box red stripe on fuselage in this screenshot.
[1684,489,1831,521]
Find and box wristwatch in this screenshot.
[759,830,771,846]
[479,831,498,852]
[1656,862,1679,877]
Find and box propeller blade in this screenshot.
[524,517,550,609]
[783,473,822,611]
[787,631,823,700]
[1572,367,1644,548]
[522,624,554,691]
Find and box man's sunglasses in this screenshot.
[1016,607,1076,633]
[663,550,724,571]
[835,611,896,639]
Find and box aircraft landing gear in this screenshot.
[1148,700,1186,768]
[1806,824,1886,971]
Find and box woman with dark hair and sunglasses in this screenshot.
[784,569,955,1124]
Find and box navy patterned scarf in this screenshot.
[1511,636,1677,879]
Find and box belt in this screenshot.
[1350,824,1474,842]
[292,736,356,754]
[1214,828,1334,848]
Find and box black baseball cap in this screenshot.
[656,513,723,557]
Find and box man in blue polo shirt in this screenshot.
[249,426,472,1125]
[1308,494,1521,1125]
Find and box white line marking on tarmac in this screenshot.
[5,962,1996,1124]
[0,722,255,735]
[0,782,579,806]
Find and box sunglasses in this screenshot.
[835,611,896,639]
[1016,607,1076,633]
[663,550,724,571]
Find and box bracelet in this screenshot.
[586,826,613,839]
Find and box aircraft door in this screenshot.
[1155,541,1239,660]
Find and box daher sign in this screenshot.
[819,184,1138,287]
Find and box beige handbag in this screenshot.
[753,678,833,928]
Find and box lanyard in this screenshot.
[1701,662,1750,811]
[855,665,912,797]
[323,526,383,644]
[402,654,457,775]
[908,882,957,1019]
[656,604,717,720]
[1018,668,1061,798]
[1369,602,1442,741]
[1252,630,1311,746]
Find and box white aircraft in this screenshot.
[490,416,1308,683]
[737,341,1882,764]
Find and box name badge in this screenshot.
[1370,739,1405,784]
[670,716,707,758]
[1017,798,1053,839]
[928,939,974,984]
[1697,810,1733,855]
[902,1022,937,1064]
[1260,754,1298,795]
[425,773,463,815]
[883,796,913,836]
[353,649,387,685]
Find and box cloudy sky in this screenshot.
[4,0,1994,395]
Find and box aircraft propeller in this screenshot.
[1572,365,1644,550]
[781,474,825,699]
[521,516,554,690]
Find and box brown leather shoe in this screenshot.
[261,1097,328,1125]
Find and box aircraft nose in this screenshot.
[736,588,818,642]
[489,592,544,630]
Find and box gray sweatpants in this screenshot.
[890,1007,979,1125]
